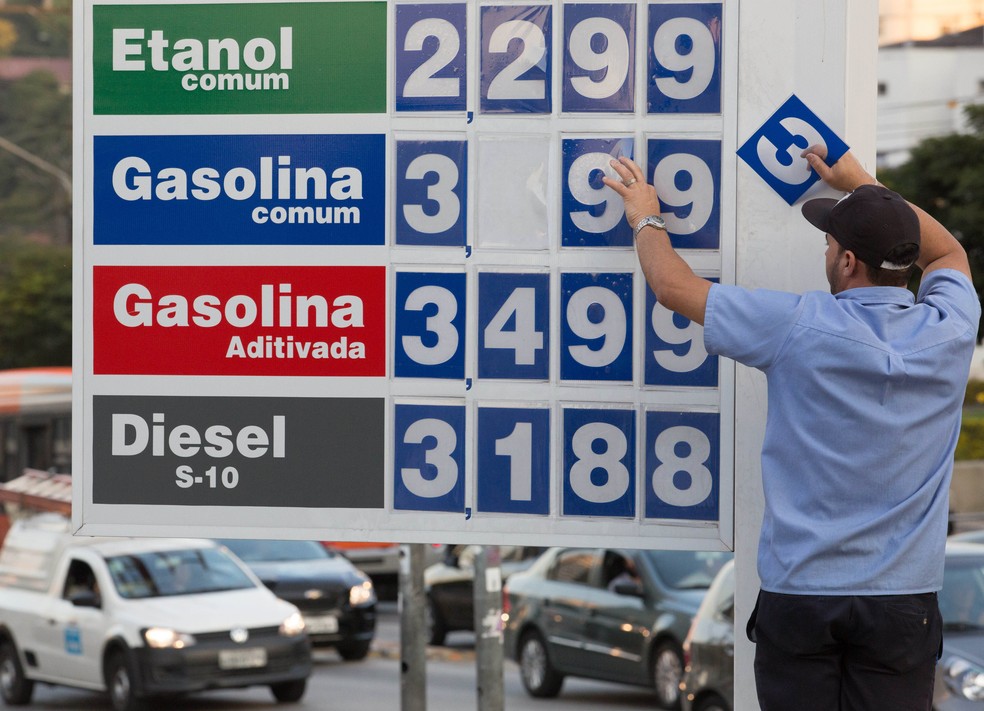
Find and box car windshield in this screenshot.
[217,539,332,563]
[105,547,255,599]
[643,550,732,590]
[942,555,984,630]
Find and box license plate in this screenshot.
[218,647,267,670]
[304,615,339,634]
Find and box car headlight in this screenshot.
[143,627,196,649]
[944,655,984,700]
[349,578,376,607]
[279,611,306,637]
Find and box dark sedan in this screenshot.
[424,545,544,646]
[217,539,376,660]
[503,547,731,709]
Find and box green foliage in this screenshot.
[0,19,17,56]
[0,240,71,369]
[0,8,70,57]
[958,417,984,460]
[966,380,984,408]
[879,105,984,340]
[0,71,72,243]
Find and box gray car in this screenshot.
[680,558,734,711]
[935,541,984,709]
[672,542,984,711]
[503,547,731,709]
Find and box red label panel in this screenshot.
[94,266,386,376]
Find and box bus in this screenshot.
[0,368,72,482]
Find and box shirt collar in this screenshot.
[834,286,915,307]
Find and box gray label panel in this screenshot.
[93,395,383,508]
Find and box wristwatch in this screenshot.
[633,215,666,238]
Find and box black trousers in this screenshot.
[747,590,942,711]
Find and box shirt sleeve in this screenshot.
[917,269,982,328]
[703,283,805,370]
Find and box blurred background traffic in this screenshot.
[3,0,984,709]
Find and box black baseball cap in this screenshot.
[801,184,920,270]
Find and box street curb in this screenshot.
[370,640,476,663]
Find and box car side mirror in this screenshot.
[719,597,735,620]
[612,580,645,598]
[69,590,101,609]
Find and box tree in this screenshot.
[0,240,71,369]
[878,105,984,340]
[0,19,16,56]
[0,71,72,244]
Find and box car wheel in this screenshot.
[337,639,372,661]
[0,639,33,705]
[270,678,307,703]
[426,597,448,647]
[106,650,142,711]
[518,630,563,698]
[693,693,730,711]
[651,639,684,709]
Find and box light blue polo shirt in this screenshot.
[704,269,980,594]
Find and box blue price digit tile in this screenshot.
[562,3,636,113]
[395,139,467,246]
[645,279,718,387]
[561,137,634,248]
[647,3,722,114]
[562,407,636,518]
[736,94,850,205]
[476,406,550,514]
[395,4,467,112]
[560,272,633,382]
[394,272,467,380]
[480,5,552,114]
[477,272,549,380]
[646,138,721,250]
[644,411,720,522]
[394,403,466,512]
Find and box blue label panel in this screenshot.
[562,3,635,113]
[560,272,633,382]
[647,3,722,114]
[394,272,467,380]
[561,137,634,248]
[93,134,385,245]
[477,406,550,514]
[394,403,466,512]
[477,272,549,380]
[481,5,552,114]
[737,94,850,205]
[647,138,721,250]
[562,407,635,518]
[395,139,467,246]
[64,626,83,655]
[395,4,467,112]
[645,279,718,387]
[645,411,720,521]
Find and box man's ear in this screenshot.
[842,249,859,276]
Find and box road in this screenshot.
[17,603,659,711]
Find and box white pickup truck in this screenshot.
[0,514,312,710]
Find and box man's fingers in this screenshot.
[801,143,827,161]
[804,152,832,181]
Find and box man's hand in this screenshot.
[602,156,662,231]
[801,145,877,193]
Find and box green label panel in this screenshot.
[93,2,386,115]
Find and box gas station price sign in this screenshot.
[75,0,737,550]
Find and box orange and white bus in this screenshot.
[0,367,72,481]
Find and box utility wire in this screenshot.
[0,134,71,196]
